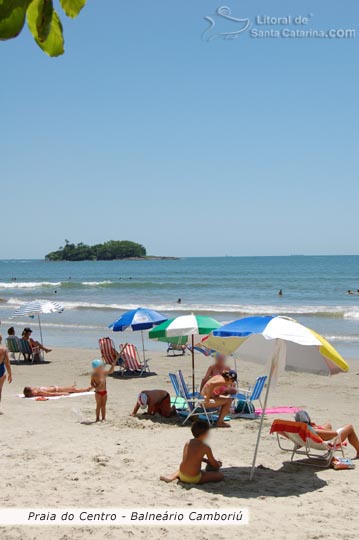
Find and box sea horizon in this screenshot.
[0,255,358,357]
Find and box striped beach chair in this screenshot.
[120,343,150,376]
[99,338,125,374]
[270,419,345,467]
[6,337,22,361]
[18,339,43,363]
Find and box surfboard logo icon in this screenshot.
[202,5,251,41]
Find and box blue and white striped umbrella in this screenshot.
[11,299,64,344]
[109,307,167,361]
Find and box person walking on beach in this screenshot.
[0,342,12,406]
[90,359,115,422]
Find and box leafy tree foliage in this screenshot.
[45,240,147,261]
[0,0,86,57]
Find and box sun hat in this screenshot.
[138,392,148,409]
[92,359,104,369]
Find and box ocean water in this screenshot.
[0,256,358,358]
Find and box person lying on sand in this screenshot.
[160,420,224,484]
[295,410,359,458]
[23,384,92,398]
[201,370,237,428]
[131,389,177,418]
[200,353,231,391]
[90,359,115,422]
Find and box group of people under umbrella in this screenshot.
[5,301,351,479]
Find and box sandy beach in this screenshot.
[1,347,359,540]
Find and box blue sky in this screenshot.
[1,0,358,258]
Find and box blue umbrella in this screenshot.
[109,307,168,361]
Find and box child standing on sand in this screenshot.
[160,420,224,484]
[90,359,115,422]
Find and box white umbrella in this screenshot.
[11,299,64,344]
[205,315,349,479]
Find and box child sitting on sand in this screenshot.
[90,359,115,422]
[160,420,224,484]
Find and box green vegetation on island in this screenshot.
[45,240,147,261]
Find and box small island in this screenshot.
[45,240,178,261]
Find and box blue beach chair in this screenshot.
[235,375,267,410]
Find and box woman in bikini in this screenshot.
[0,344,13,406]
[90,359,115,422]
[201,370,237,428]
[23,384,92,398]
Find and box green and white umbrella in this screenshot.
[149,314,221,392]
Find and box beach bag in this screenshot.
[235,399,255,416]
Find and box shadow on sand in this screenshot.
[175,464,327,498]
[110,371,157,379]
[9,359,51,366]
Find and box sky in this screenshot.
[1,0,358,258]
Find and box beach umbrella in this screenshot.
[109,307,168,361]
[204,315,349,479]
[10,299,64,344]
[149,314,221,392]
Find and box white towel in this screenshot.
[16,391,94,401]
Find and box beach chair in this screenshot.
[177,370,224,426]
[99,338,125,374]
[169,372,186,410]
[17,339,43,363]
[167,343,186,356]
[120,343,149,376]
[270,419,345,467]
[235,375,267,409]
[6,337,22,361]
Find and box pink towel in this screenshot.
[255,406,301,415]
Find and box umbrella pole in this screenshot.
[38,314,43,345]
[191,334,195,394]
[249,339,279,481]
[141,330,145,363]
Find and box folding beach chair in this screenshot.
[270,419,345,467]
[6,337,22,361]
[98,338,125,374]
[167,343,186,356]
[177,370,225,426]
[18,339,43,363]
[120,343,150,376]
[169,373,186,410]
[235,375,267,409]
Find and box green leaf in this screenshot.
[0,0,30,40]
[36,0,53,42]
[59,0,86,18]
[27,2,64,57]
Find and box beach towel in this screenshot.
[255,406,302,415]
[16,391,94,401]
